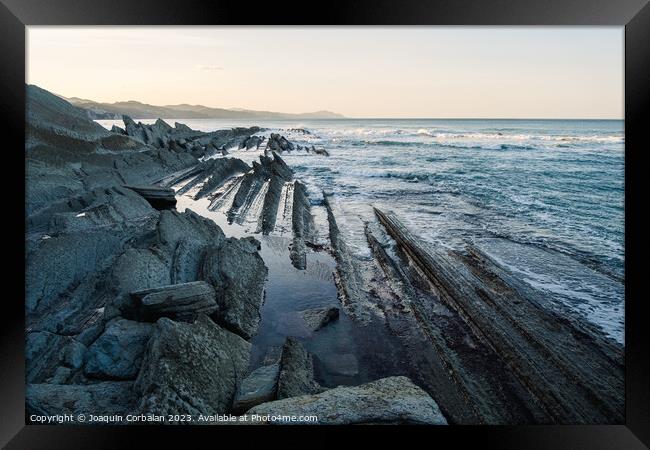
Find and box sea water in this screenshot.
[98,118,625,344]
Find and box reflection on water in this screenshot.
[175,193,389,387]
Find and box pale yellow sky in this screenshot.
[27,27,624,119]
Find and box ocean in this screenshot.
[98,118,625,344]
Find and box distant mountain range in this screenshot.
[60,94,345,120]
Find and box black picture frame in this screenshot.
[2,0,648,447]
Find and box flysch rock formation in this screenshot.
[25,86,266,417]
[166,139,319,270]
[26,84,622,426]
[318,198,624,424]
[25,85,445,425]
[372,208,624,424]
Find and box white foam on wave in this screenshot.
[413,130,624,144]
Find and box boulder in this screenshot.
[108,247,172,295]
[84,319,153,380]
[123,116,147,143]
[135,315,250,415]
[248,376,448,425]
[276,337,320,399]
[254,152,293,182]
[200,237,267,340]
[157,209,225,250]
[129,281,218,323]
[232,363,280,413]
[264,133,295,154]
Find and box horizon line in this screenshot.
[32,86,623,122]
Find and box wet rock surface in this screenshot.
[299,307,339,331]
[276,337,321,399]
[135,316,250,415]
[201,238,267,339]
[373,208,624,424]
[248,376,447,425]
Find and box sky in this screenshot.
[26,27,623,119]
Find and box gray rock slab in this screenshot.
[135,315,250,415]
[248,376,447,425]
[130,281,218,323]
[276,337,320,400]
[200,237,267,340]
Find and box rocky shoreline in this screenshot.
[25,85,622,425]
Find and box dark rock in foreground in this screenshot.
[135,315,250,416]
[276,337,321,399]
[201,237,267,340]
[233,337,325,413]
[248,376,447,425]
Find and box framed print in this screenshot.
[1,0,648,447]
